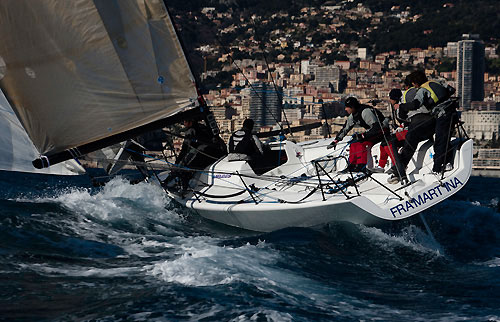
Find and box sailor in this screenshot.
[171,118,224,190]
[379,78,416,175]
[125,129,169,180]
[374,89,404,173]
[176,119,204,167]
[390,71,456,183]
[328,97,389,172]
[412,71,457,174]
[228,119,264,161]
[389,72,435,183]
[396,76,417,122]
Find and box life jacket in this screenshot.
[229,129,256,155]
[401,86,430,120]
[420,81,453,108]
[354,105,386,130]
[401,87,417,104]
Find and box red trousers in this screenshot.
[379,129,408,168]
[349,141,374,165]
[379,144,396,168]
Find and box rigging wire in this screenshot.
[212,34,283,132]
[250,16,295,140]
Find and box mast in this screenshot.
[162,2,221,138]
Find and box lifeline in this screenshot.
[390,177,463,217]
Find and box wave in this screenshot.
[1,174,499,321]
[422,198,500,262]
[147,238,279,287]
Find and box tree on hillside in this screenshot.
[437,58,456,73]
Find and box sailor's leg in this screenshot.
[432,113,453,172]
[360,141,374,169]
[385,143,397,168]
[399,116,435,176]
[379,144,389,168]
[348,142,364,165]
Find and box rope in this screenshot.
[278,187,319,204]
[193,189,248,199]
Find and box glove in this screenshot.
[327,139,339,149]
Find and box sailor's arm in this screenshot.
[396,88,426,112]
[361,109,384,139]
[335,116,355,141]
[252,135,264,155]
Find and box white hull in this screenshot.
[163,137,473,232]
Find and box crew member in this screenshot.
[328,97,389,172]
[381,78,416,175]
[375,89,404,172]
[228,119,264,161]
[390,71,456,183]
[170,118,226,190]
[397,75,418,123]
[412,71,457,174]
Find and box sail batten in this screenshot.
[0,0,198,157]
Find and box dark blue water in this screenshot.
[1,171,499,321]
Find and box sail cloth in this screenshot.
[0,89,84,175]
[0,0,198,158]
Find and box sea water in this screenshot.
[0,171,499,321]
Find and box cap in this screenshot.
[344,97,360,109]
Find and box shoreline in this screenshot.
[471,168,500,178]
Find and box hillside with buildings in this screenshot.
[165,1,500,174]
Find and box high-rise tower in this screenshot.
[244,82,282,130]
[457,34,485,109]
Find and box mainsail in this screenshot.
[0,0,199,168]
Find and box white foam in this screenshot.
[53,177,170,220]
[146,236,358,313]
[105,236,176,258]
[360,225,444,256]
[490,197,498,207]
[147,238,279,287]
[484,316,500,322]
[147,235,339,307]
[12,177,190,259]
[19,263,141,277]
[230,310,293,322]
[24,177,185,237]
[476,257,500,267]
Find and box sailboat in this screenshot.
[0,1,473,232]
